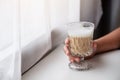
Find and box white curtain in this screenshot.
[0,0,21,80]
[21,0,52,73]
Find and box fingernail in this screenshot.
[66,50,70,55]
[70,59,74,63]
[75,58,80,63]
[65,39,68,44]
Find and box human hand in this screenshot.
[64,38,97,63]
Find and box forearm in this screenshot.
[95,27,120,54]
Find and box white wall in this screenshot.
[80,0,102,27]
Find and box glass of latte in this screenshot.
[67,22,94,71]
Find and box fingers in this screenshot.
[69,56,80,63]
[65,38,70,46]
[64,38,70,56]
[64,45,72,61]
[74,57,80,62]
[64,38,80,63]
[64,45,80,63]
[64,45,70,56]
[69,57,74,63]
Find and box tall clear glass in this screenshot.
[67,22,94,71]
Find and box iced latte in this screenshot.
[68,23,94,57]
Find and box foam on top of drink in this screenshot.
[68,24,94,37]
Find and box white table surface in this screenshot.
[22,44,120,80]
